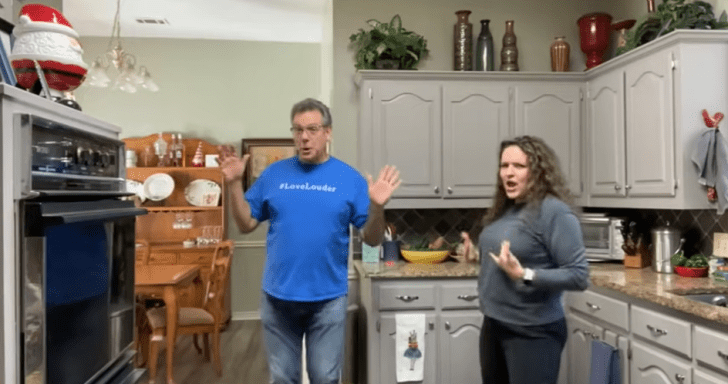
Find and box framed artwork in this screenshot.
[241,138,296,190]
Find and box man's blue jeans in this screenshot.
[260,292,347,384]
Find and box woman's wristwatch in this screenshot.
[522,268,535,285]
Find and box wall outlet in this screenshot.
[714,232,728,257]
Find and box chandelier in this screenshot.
[86,0,158,93]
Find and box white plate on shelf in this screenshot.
[125,179,146,202]
[143,173,175,201]
[184,179,221,207]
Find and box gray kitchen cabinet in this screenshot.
[585,31,728,209]
[566,312,604,384]
[359,277,482,384]
[513,82,583,196]
[694,367,728,384]
[438,311,483,384]
[357,75,508,208]
[631,341,692,384]
[0,0,12,25]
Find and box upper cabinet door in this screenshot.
[624,49,675,197]
[371,82,442,198]
[514,83,582,196]
[587,69,626,198]
[442,84,509,198]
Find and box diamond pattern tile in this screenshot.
[353,208,728,260]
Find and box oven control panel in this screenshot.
[32,122,120,178]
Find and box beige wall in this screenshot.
[75,37,320,315]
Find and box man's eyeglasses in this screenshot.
[290,124,325,136]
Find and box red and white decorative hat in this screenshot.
[9,4,88,92]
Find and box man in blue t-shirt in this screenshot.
[219,98,400,384]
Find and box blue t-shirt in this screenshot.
[245,156,370,301]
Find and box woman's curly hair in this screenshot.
[483,135,574,224]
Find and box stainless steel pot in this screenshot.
[651,222,684,273]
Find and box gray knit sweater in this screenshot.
[477,196,589,326]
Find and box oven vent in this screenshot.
[135,18,169,25]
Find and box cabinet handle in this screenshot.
[434,186,440,194]
[614,185,621,191]
[625,185,632,190]
[675,373,685,383]
[717,350,728,360]
[585,302,601,311]
[445,321,451,330]
[457,294,478,301]
[447,187,453,194]
[395,295,419,302]
[429,322,434,330]
[646,324,668,336]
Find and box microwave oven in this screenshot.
[580,213,626,261]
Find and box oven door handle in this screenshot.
[43,207,148,223]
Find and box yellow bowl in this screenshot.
[400,250,450,264]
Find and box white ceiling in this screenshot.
[61,0,327,43]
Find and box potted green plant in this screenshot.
[617,0,728,56]
[349,14,429,70]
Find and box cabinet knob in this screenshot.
[434,186,440,194]
[447,187,453,194]
[395,295,419,302]
[614,185,621,191]
[429,322,434,330]
[625,184,632,190]
[675,373,685,383]
[445,321,451,330]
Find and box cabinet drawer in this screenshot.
[377,283,436,311]
[148,252,177,264]
[566,290,628,330]
[178,252,212,265]
[694,326,728,374]
[631,305,691,357]
[440,281,479,309]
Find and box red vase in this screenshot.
[577,13,613,70]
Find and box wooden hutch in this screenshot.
[124,134,231,321]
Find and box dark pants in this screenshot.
[480,316,567,384]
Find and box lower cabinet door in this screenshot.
[439,311,483,384]
[567,313,604,384]
[379,313,438,384]
[631,341,691,384]
[694,367,728,384]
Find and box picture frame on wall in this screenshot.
[241,138,296,190]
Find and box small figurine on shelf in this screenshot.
[192,141,205,167]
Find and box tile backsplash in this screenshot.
[351,207,728,259]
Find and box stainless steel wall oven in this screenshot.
[16,114,146,384]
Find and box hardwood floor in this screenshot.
[143,320,269,383]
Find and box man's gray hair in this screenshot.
[290,98,332,127]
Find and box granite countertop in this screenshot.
[353,260,728,325]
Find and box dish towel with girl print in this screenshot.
[395,313,425,382]
[691,112,728,213]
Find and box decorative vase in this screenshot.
[612,19,637,49]
[550,36,570,72]
[453,10,473,71]
[500,20,519,71]
[475,19,495,71]
[577,12,613,70]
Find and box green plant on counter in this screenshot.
[349,14,429,70]
[616,0,728,56]
[672,252,709,268]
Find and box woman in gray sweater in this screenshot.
[476,135,589,384]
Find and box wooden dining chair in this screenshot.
[144,240,234,378]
